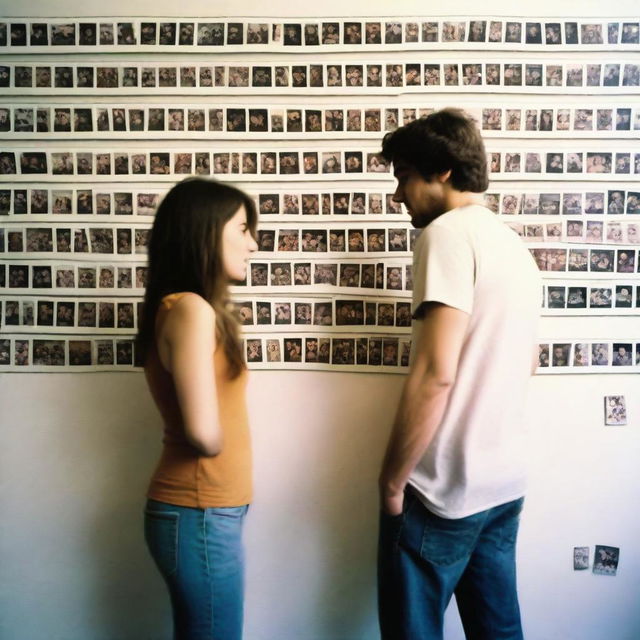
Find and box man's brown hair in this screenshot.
[381,108,489,192]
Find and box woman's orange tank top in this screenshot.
[145,292,252,508]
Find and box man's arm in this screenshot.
[378,302,470,515]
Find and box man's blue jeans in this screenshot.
[144,498,248,640]
[378,490,524,640]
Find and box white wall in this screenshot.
[2,1,640,639]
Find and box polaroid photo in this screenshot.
[574,547,589,570]
[593,545,620,576]
[302,24,318,46]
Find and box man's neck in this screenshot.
[444,189,484,212]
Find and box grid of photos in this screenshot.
[1,18,639,50]
[1,13,639,372]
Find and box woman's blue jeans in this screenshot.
[378,490,524,640]
[144,498,248,640]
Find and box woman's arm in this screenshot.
[158,294,221,456]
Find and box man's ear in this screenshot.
[438,169,452,183]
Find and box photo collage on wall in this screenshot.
[1,15,639,371]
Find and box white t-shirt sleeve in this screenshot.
[414,224,475,315]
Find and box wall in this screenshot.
[1,1,639,639]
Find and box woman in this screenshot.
[137,178,258,639]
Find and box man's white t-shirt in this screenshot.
[408,204,541,519]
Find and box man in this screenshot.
[377,108,540,640]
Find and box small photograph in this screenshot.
[33,340,65,366]
[593,545,620,576]
[547,286,566,309]
[586,153,612,173]
[615,153,631,175]
[462,64,482,86]
[621,22,640,44]
[27,23,47,46]
[591,342,610,366]
[77,266,96,288]
[566,287,587,309]
[505,21,522,43]
[405,22,419,43]
[566,65,583,87]
[615,285,633,308]
[603,64,620,86]
[33,66,52,88]
[546,153,564,173]
[117,22,136,45]
[308,65,323,88]
[157,22,176,45]
[283,23,302,46]
[441,21,465,42]
[365,22,382,44]
[424,64,441,85]
[574,547,590,570]
[616,249,635,273]
[385,22,403,44]
[251,66,271,87]
[524,64,542,86]
[11,23,27,46]
[504,64,522,86]
[95,66,117,88]
[581,24,603,45]
[270,263,292,286]
[139,22,157,45]
[258,152,275,175]
[443,64,459,86]
[322,22,340,45]
[345,64,363,87]
[468,20,486,42]
[545,65,562,87]
[384,63,402,87]
[224,23,243,45]
[283,338,302,362]
[20,152,47,175]
[365,64,383,87]
[551,343,570,366]
[302,23,319,46]
[612,341,633,366]
[227,66,248,87]
[15,66,32,88]
[332,339,355,365]
[525,22,542,44]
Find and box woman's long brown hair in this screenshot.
[136,178,257,378]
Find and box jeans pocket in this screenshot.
[207,505,248,518]
[144,509,179,577]
[420,512,485,567]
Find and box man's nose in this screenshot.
[392,186,403,203]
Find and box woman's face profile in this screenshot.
[221,205,258,281]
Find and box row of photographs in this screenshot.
[1,260,413,293]
[1,225,149,257]
[509,219,640,245]
[541,283,640,311]
[0,296,415,334]
[3,104,640,136]
[2,334,638,372]
[3,62,640,92]
[3,19,638,49]
[9,221,636,261]
[2,149,639,179]
[0,333,413,370]
[2,187,640,219]
[9,282,637,335]
[0,224,422,257]
[486,190,640,216]
[574,546,620,573]
[530,248,639,273]
[538,342,640,369]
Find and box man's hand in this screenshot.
[380,484,405,516]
